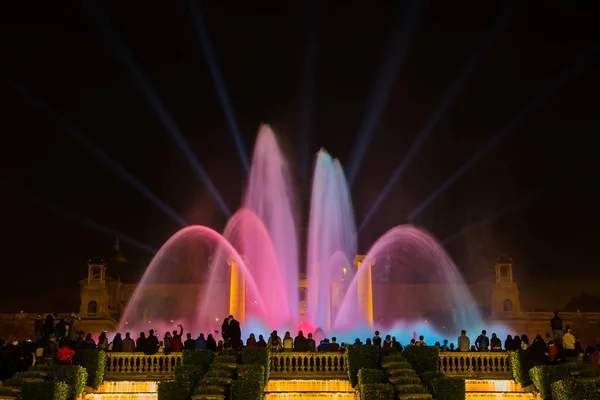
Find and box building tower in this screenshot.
[491,255,522,318]
[79,257,111,319]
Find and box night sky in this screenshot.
[1,1,599,312]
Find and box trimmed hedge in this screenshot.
[509,350,533,387]
[231,364,264,400]
[73,349,107,389]
[530,365,570,400]
[346,344,379,387]
[551,378,598,400]
[182,349,215,374]
[173,365,205,389]
[360,383,395,400]
[402,346,439,375]
[157,381,193,400]
[421,371,465,400]
[0,388,17,397]
[358,368,385,386]
[48,365,88,399]
[240,347,270,384]
[21,381,69,400]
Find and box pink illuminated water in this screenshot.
[119,124,485,341]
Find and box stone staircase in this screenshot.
[192,354,237,400]
[381,354,432,400]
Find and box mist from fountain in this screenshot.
[119,124,490,342]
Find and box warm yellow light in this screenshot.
[215,318,219,321]
[148,320,151,324]
[125,321,128,325]
[342,267,347,275]
[170,320,174,323]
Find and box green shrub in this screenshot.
[173,365,205,388]
[13,370,45,378]
[205,369,234,378]
[182,349,215,374]
[231,365,264,400]
[563,361,588,371]
[396,384,428,394]
[360,383,394,400]
[157,381,193,400]
[0,388,17,397]
[21,381,69,400]
[578,367,600,378]
[346,344,379,387]
[1,377,23,387]
[73,349,107,389]
[530,365,570,400]
[382,361,411,370]
[358,368,385,386]
[213,354,237,364]
[551,378,598,400]
[389,376,422,385]
[382,353,406,363]
[509,350,533,387]
[48,365,88,399]
[195,385,227,394]
[240,347,270,384]
[403,346,439,375]
[199,376,233,386]
[425,376,465,400]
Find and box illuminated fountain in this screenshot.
[118,124,484,341]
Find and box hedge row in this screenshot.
[346,344,379,387]
[421,371,465,400]
[231,364,264,400]
[158,348,215,400]
[73,349,108,389]
[551,378,598,400]
[240,347,270,384]
[21,381,70,400]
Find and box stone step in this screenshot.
[386,368,418,377]
[397,393,432,400]
[466,392,541,399]
[394,383,429,395]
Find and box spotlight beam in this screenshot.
[83,0,231,217]
[346,0,424,186]
[358,2,516,233]
[1,69,188,228]
[408,43,600,222]
[187,0,250,174]
[298,0,322,185]
[442,160,600,245]
[0,180,157,254]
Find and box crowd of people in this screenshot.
[2,311,600,381]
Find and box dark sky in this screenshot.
[1,1,599,312]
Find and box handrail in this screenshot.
[105,352,182,376]
[270,352,347,378]
[439,351,511,376]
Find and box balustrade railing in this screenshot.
[270,352,347,378]
[104,350,509,379]
[105,352,182,377]
[439,351,511,376]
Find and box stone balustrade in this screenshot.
[439,351,511,377]
[105,352,182,377]
[270,352,347,378]
[103,350,510,379]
